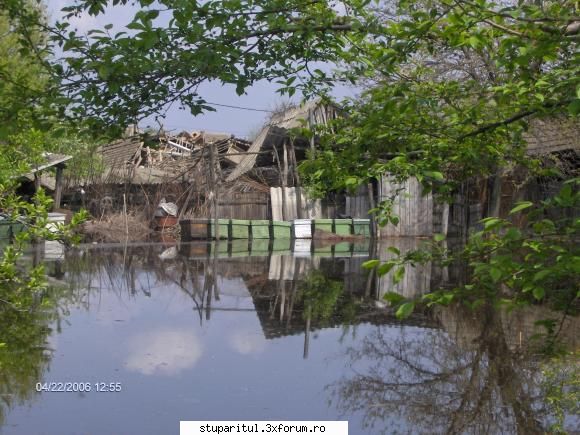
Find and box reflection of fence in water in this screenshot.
[268,255,321,281]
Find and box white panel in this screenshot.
[293,238,312,254]
[44,241,65,260]
[442,202,449,235]
[270,187,283,221]
[300,191,322,219]
[293,219,312,238]
[284,187,297,220]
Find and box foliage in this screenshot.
[3,0,577,323]
[374,179,579,319]
[1,187,88,298]
[39,0,368,133]
[0,1,90,314]
[301,0,578,197]
[0,292,57,425]
[298,270,349,323]
[297,0,580,322]
[542,351,580,434]
[0,0,62,140]
[0,129,49,183]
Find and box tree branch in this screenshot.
[458,100,570,140]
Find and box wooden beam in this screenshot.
[488,167,504,218]
[282,140,289,219]
[289,139,303,219]
[303,313,311,360]
[273,145,286,220]
[34,173,41,193]
[53,164,64,211]
[367,181,377,238]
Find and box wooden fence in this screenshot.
[378,177,434,237]
[218,192,270,220]
[345,185,371,218]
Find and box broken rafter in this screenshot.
[167,139,194,153]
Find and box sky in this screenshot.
[45,0,360,138]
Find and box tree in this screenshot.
[44,0,365,134]
[0,0,60,139]
[298,0,579,319]
[0,1,88,313]
[8,0,577,318]
[302,0,578,194]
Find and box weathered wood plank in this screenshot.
[379,176,434,237]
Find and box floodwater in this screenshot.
[0,240,578,435]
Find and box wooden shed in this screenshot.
[376,116,579,238]
[20,152,73,210]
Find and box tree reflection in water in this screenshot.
[0,297,57,426]
[0,248,100,426]
[329,305,575,435]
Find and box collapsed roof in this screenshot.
[226,100,340,182]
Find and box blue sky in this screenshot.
[46,0,359,138]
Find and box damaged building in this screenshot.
[60,100,578,239]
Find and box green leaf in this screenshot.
[568,99,580,116]
[532,287,545,300]
[97,65,111,79]
[439,293,454,305]
[145,9,159,20]
[362,259,380,269]
[533,269,550,282]
[424,171,444,181]
[490,267,502,283]
[396,302,415,319]
[344,176,358,187]
[504,228,521,240]
[393,266,405,284]
[433,233,445,242]
[387,246,400,255]
[509,201,533,215]
[377,261,395,276]
[383,291,405,305]
[482,217,502,230]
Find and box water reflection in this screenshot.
[124,328,203,376]
[0,269,78,427]
[0,305,53,426]
[228,329,267,355]
[0,240,577,434]
[329,305,555,434]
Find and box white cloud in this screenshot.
[124,328,203,376]
[229,329,266,355]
